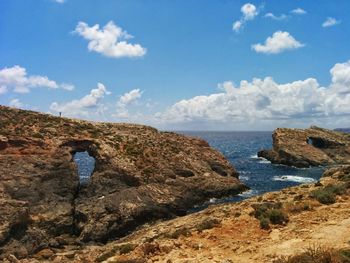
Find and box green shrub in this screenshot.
[268,209,288,225]
[119,243,137,255]
[311,184,347,204]
[251,202,288,229]
[166,227,191,239]
[196,218,221,232]
[273,245,350,263]
[259,217,270,230]
[312,189,336,204]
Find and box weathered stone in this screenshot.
[0,105,247,255]
[258,126,350,167]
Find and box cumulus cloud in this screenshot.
[322,17,341,28]
[252,31,304,54]
[264,13,288,20]
[291,8,306,15]
[0,65,74,94]
[159,60,350,129]
[331,60,350,86]
[115,89,142,118]
[241,3,258,20]
[50,83,110,117]
[74,21,146,58]
[232,3,258,32]
[9,99,23,108]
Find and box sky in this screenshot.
[0,0,350,131]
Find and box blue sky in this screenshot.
[1,0,350,130]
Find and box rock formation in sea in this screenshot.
[258,126,350,168]
[0,105,247,259]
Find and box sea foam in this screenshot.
[272,175,316,183]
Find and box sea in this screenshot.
[73,131,324,208]
[181,131,324,210]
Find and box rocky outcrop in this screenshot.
[258,126,350,168]
[0,105,246,258]
[17,165,349,263]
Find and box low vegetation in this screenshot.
[273,245,350,263]
[196,218,221,232]
[251,202,289,229]
[311,184,347,204]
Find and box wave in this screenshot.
[258,158,271,164]
[238,189,260,198]
[250,153,271,164]
[239,175,249,181]
[272,175,316,183]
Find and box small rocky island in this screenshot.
[258,126,350,168]
[0,106,247,259]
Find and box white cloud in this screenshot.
[232,3,258,32]
[241,3,258,20]
[322,17,341,28]
[50,83,110,117]
[264,13,288,20]
[291,8,306,15]
[159,60,350,129]
[118,89,142,106]
[232,21,243,32]
[331,60,350,86]
[9,99,23,108]
[115,89,142,118]
[0,65,74,94]
[74,21,146,58]
[252,31,304,54]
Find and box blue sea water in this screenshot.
[73,151,95,184]
[181,131,324,209]
[73,132,324,207]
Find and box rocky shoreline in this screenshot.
[4,165,349,262]
[1,106,350,262]
[0,106,247,260]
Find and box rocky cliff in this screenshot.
[0,105,247,259]
[258,126,350,168]
[7,166,349,262]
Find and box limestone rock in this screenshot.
[0,105,247,257]
[258,126,350,167]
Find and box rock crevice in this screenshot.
[0,106,247,258]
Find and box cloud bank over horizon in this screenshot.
[157,60,350,130]
[7,59,349,131]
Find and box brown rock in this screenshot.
[0,105,247,255]
[34,248,54,259]
[258,126,350,167]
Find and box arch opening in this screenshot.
[73,151,95,185]
[307,137,326,148]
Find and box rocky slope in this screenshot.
[7,166,350,262]
[258,126,350,168]
[0,105,247,259]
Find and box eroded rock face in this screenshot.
[0,106,246,258]
[258,126,350,168]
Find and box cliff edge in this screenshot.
[0,105,247,259]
